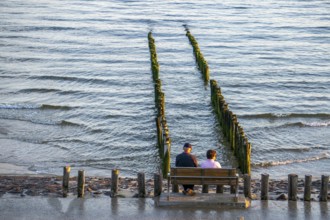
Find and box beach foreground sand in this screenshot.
[0,174,327,201]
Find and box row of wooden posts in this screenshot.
[62,166,163,198]
[244,174,329,202]
[210,80,251,174]
[185,29,251,175]
[62,166,329,202]
[185,27,210,83]
[148,31,171,178]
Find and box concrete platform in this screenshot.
[156,193,250,208]
[0,197,329,220]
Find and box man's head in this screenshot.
[183,143,192,153]
[206,149,217,159]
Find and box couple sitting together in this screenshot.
[175,142,221,196]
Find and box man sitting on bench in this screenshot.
[175,143,198,196]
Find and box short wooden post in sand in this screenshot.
[154,173,162,197]
[77,170,85,198]
[288,174,298,201]
[304,175,312,201]
[62,166,70,197]
[111,169,119,197]
[138,172,146,198]
[261,173,269,200]
[319,175,329,202]
[244,174,252,199]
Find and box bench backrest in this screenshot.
[170,167,238,186]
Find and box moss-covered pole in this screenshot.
[209,78,251,174]
[148,31,171,178]
[185,28,210,83]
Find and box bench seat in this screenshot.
[168,167,239,200]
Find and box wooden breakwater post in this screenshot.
[257,173,330,202]
[319,175,329,202]
[210,79,251,175]
[288,174,298,201]
[77,170,85,198]
[154,173,162,197]
[138,172,146,198]
[184,28,252,175]
[111,169,119,197]
[185,27,209,83]
[244,174,252,199]
[148,32,159,81]
[148,31,171,178]
[62,166,70,197]
[304,175,312,201]
[261,173,269,200]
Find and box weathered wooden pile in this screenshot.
[148,32,171,177]
[210,80,251,174]
[185,29,251,175]
[185,28,210,83]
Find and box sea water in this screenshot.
[1,0,329,179]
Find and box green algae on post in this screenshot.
[185,27,210,83]
[148,31,171,177]
[210,79,251,175]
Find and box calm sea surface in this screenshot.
[1,0,329,179]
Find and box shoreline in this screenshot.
[0,174,327,201]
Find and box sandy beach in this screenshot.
[0,162,328,200]
[0,174,326,201]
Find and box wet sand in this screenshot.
[0,174,326,201]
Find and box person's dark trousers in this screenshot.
[183,185,194,191]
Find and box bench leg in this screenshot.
[216,185,223,193]
[202,185,209,193]
[172,184,179,193]
[230,185,236,194]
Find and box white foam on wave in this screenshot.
[304,121,330,127]
[253,151,330,167]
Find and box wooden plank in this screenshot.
[171,168,237,177]
[172,179,237,185]
[169,168,239,191]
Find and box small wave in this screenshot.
[0,103,72,110]
[40,104,72,110]
[253,152,330,167]
[240,113,330,119]
[59,120,81,127]
[28,75,110,85]
[18,88,61,94]
[279,121,330,128]
[257,146,329,154]
[267,147,311,153]
[13,26,76,32]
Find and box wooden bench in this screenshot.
[167,167,239,200]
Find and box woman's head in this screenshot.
[206,149,217,159]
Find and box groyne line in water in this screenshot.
[148,32,171,178]
[185,28,251,175]
[185,26,210,84]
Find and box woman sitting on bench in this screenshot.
[200,149,221,168]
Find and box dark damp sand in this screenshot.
[0,174,325,201]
